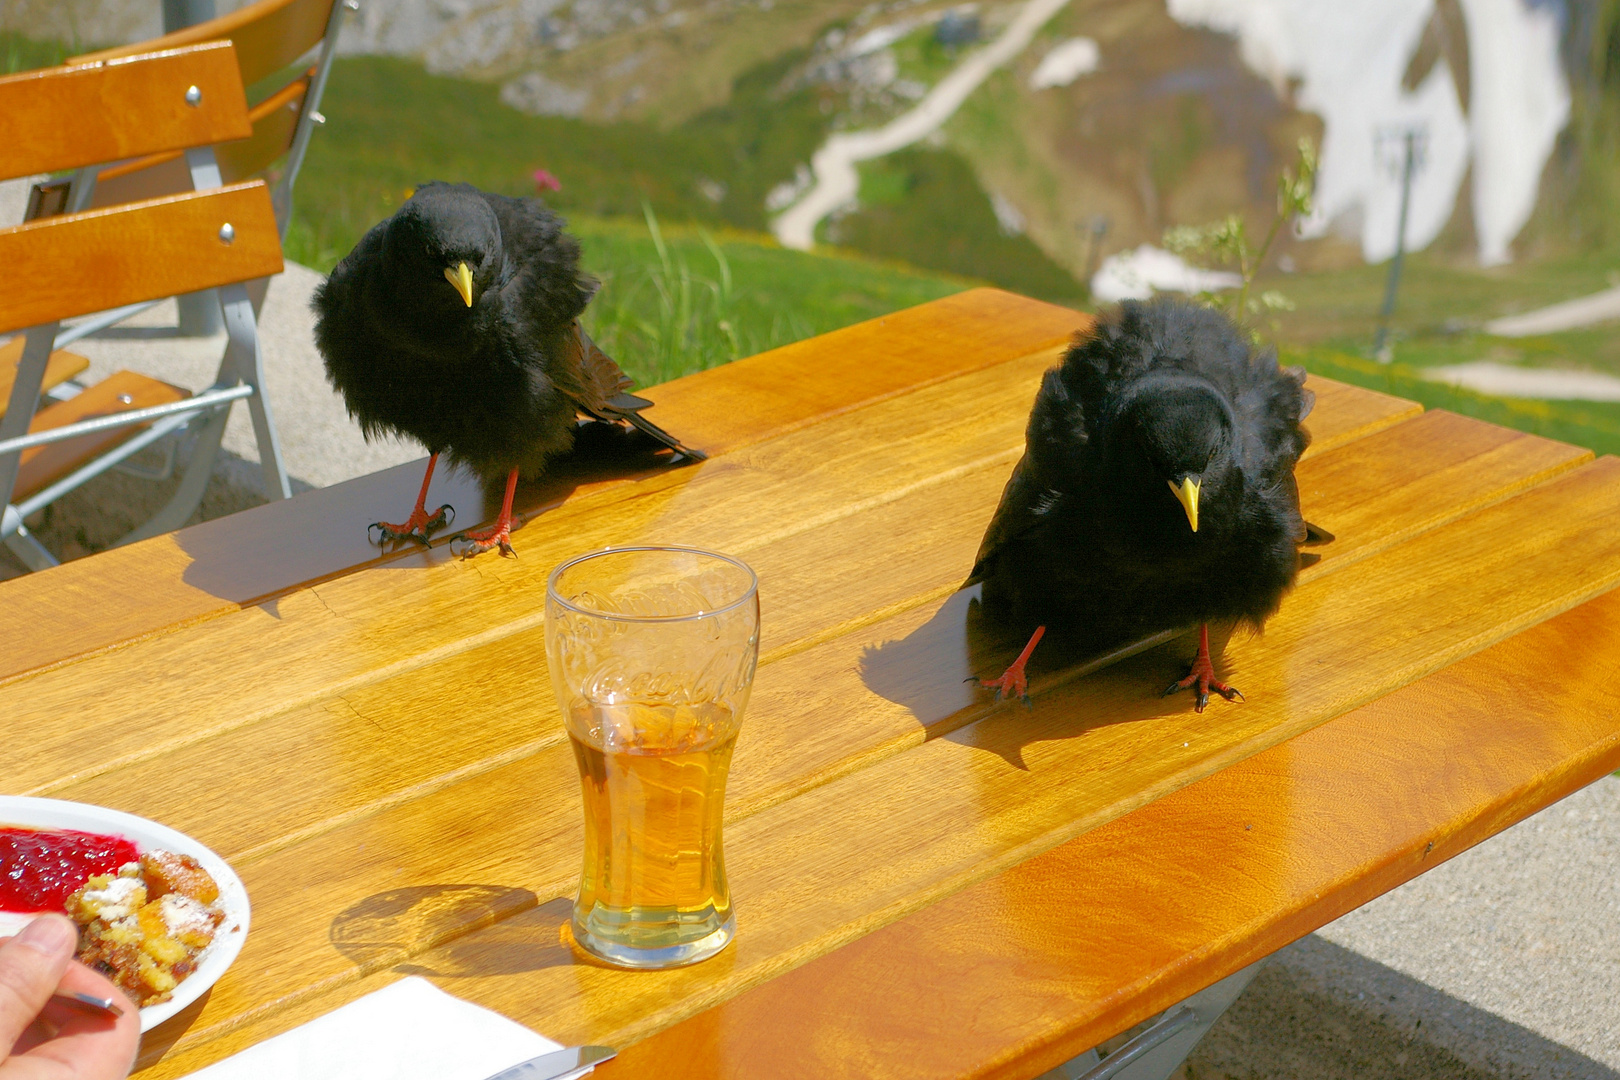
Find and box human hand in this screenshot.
[1,915,140,1079]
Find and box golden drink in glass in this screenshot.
[546,547,758,968]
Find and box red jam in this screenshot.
[0,828,139,912]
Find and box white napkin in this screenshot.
[183,977,566,1080]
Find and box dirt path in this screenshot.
[1422,361,1620,402]
[772,0,1071,250]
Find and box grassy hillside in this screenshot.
[828,148,1086,304]
[9,32,1619,461]
[284,53,1078,311]
[0,30,72,71]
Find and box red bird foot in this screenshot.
[451,521,516,560]
[450,468,520,559]
[978,626,1046,706]
[368,503,454,547]
[1164,624,1244,713]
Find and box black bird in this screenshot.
[966,297,1313,711]
[312,181,703,557]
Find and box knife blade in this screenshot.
[480,1044,616,1080]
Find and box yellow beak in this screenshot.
[1169,476,1200,533]
[443,262,475,307]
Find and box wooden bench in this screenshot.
[0,42,287,571]
[0,337,89,420]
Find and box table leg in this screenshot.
[1,323,62,571]
[1044,958,1267,1080]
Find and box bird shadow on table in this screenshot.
[177,420,702,615]
[327,885,578,978]
[859,586,1223,770]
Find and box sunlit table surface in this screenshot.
[3,289,1619,1079]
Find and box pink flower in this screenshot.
[532,168,562,192]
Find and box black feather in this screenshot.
[968,297,1312,655]
[311,181,701,484]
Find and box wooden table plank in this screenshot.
[593,584,1620,1080]
[0,289,1087,683]
[362,460,1620,1054]
[5,340,1069,788]
[1296,409,1589,574]
[115,453,1620,1069]
[1304,375,1421,456]
[0,337,1414,694]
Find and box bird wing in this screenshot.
[965,452,1064,587]
[554,323,708,462]
[965,367,1081,587]
[1232,360,1313,483]
[553,320,633,414]
[481,190,597,328]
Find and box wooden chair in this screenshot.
[25,0,353,345]
[0,42,286,571]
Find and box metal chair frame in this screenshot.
[0,48,288,571]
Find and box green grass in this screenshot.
[0,32,71,73]
[286,52,1085,297]
[573,212,969,385]
[891,23,968,85]
[1268,249,1620,351]
[830,149,1086,303]
[14,30,1619,454]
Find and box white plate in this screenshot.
[0,795,250,1032]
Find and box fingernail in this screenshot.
[14,915,76,956]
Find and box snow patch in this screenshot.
[500,72,589,117]
[1166,0,1570,267]
[1090,245,1242,303]
[1029,36,1099,89]
[991,192,1027,235]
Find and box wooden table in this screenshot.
[4,289,1619,1079]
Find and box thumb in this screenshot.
[0,916,77,1054]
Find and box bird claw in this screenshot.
[369,504,455,547]
[1164,669,1243,714]
[979,667,1031,707]
[450,528,516,560]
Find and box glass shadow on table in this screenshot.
[328,885,580,978]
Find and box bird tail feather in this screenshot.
[601,395,709,463]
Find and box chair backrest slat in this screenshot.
[0,42,250,182]
[0,183,284,335]
[219,72,310,181]
[86,70,312,210]
[70,0,338,89]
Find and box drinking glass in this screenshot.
[545,545,759,969]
